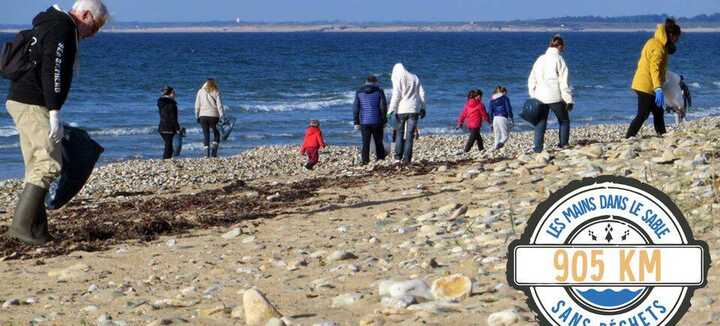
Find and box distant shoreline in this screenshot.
[2,24,720,34]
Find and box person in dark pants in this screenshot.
[671,75,692,125]
[528,36,574,153]
[353,75,388,165]
[195,78,224,157]
[456,89,490,153]
[533,102,571,153]
[626,19,682,138]
[157,86,181,159]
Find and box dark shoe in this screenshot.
[204,146,211,158]
[4,184,53,245]
[211,142,219,158]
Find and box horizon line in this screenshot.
[2,12,719,27]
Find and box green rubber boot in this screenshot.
[3,184,53,245]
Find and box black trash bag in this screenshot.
[219,116,236,142]
[173,127,186,157]
[45,125,104,210]
[520,98,543,126]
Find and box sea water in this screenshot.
[1,32,718,179]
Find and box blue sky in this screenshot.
[1,0,717,24]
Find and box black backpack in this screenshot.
[0,29,40,81]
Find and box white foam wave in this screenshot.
[241,92,355,113]
[89,126,157,136]
[0,126,18,138]
[0,142,19,149]
[182,142,207,151]
[687,107,720,119]
[713,81,720,88]
[688,82,701,89]
[240,132,295,140]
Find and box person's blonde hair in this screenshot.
[203,78,219,93]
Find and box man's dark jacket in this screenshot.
[7,6,78,111]
[353,84,388,126]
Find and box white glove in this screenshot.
[49,110,63,143]
[354,125,361,130]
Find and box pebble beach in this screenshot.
[0,117,719,325]
[0,120,679,213]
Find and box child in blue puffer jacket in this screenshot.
[489,86,514,150]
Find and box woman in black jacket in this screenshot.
[157,86,181,159]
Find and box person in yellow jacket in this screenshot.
[626,18,682,138]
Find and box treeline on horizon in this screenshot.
[526,13,720,24]
[1,13,719,29]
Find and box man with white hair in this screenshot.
[4,0,109,245]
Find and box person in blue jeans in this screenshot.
[387,63,427,164]
[528,36,574,153]
[353,75,388,165]
[395,114,420,163]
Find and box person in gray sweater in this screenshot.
[195,78,225,157]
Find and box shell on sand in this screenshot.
[431,274,473,302]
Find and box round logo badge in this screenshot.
[508,176,710,326]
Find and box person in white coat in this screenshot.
[387,63,427,164]
[195,78,225,158]
[528,36,574,153]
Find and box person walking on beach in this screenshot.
[158,86,180,159]
[300,120,326,170]
[3,0,109,245]
[489,86,514,150]
[353,75,388,165]
[675,75,692,125]
[528,35,574,153]
[625,19,682,138]
[387,63,427,165]
[456,89,490,153]
[195,78,224,158]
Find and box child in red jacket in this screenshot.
[456,89,490,153]
[300,120,326,170]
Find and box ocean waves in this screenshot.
[88,126,159,137]
[239,92,355,113]
[0,127,18,138]
[0,142,19,149]
[688,106,720,119]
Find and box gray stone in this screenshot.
[243,288,282,326]
[327,250,358,262]
[487,309,520,326]
[378,279,433,301]
[222,228,242,240]
[380,296,415,309]
[313,322,339,326]
[332,293,363,307]
[265,318,286,326]
[406,301,463,314]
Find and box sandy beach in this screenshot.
[0,117,719,325]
